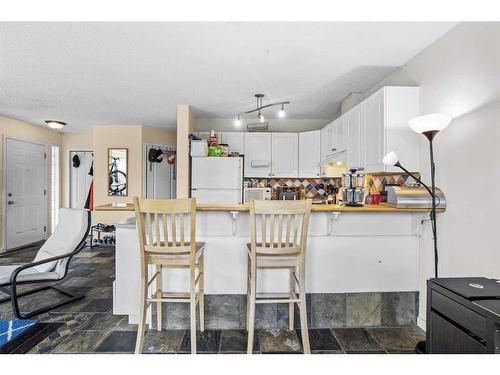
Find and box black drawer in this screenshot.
[431,290,488,340]
[430,312,488,354]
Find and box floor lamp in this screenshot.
[383,113,452,354]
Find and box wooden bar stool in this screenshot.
[246,199,312,354]
[133,197,205,354]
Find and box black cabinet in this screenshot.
[427,278,500,354]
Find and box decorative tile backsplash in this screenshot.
[245,173,421,199]
[365,173,421,194]
[244,178,341,199]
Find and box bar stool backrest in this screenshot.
[133,197,197,258]
[249,199,312,256]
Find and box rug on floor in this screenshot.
[0,319,63,354]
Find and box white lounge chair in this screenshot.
[0,208,90,319]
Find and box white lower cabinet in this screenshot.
[299,130,321,177]
[271,133,298,178]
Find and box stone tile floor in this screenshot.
[0,243,425,354]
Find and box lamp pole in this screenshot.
[424,131,439,278]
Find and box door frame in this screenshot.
[142,143,176,199]
[2,136,48,252]
[67,149,93,208]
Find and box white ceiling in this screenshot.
[0,22,457,133]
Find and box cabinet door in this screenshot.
[325,121,338,158]
[337,115,347,149]
[364,91,385,172]
[271,133,298,178]
[221,132,245,154]
[244,133,272,177]
[299,130,321,178]
[347,105,365,170]
[320,125,329,162]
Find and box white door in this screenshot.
[299,130,321,178]
[271,133,298,178]
[244,133,272,177]
[145,145,176,199]
[221,132,245,154]
[5,138,46,249]
[69,151,93,208]
[364,90,385,172]
[347,105,365,170]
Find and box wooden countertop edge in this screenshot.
[94,203,444,213]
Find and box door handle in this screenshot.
[7,201,14,205]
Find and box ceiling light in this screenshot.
[234,114,242,127]
[278,104,286,118]
[235,94,290,125]
[45,120,66,130]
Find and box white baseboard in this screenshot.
[417,315,426,331]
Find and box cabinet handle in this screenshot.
[331,148,337,152]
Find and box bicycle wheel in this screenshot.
[109,170,127,195]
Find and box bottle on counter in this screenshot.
[209,130,218,146]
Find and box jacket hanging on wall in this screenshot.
[72,154,81,168]
[84,160,94,210]
[148,148,163,171]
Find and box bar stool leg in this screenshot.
[289,266,295,331]
[190,260,197,354]
[156,265,162,331]
[247,258,256,354]
[298,259,310,354]
[246,254,251,332]
[135,267,148,354]
[199,254,205,332]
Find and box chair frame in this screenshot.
[0,211,91,319]
[247,199,312,354]
[133,197,204,354]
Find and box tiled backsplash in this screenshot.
[244,178,341,199]
[244,173,420,199]
[365,173,421,194]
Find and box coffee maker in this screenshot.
[341,168,366,207]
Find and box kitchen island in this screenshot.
[97,203,440,329]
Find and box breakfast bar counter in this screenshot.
[108,202,440,326]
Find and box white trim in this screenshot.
[67,149,93,208]
[417,315,426,331]
[2,136,48,252]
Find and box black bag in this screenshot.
[72,154,80,168]
[148,148,163,163]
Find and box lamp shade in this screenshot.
[382,151,399,166]
[408,113,452,134]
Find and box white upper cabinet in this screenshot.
[319,86,421,173]
[298,130,321,178]
[347,104,365,170]
[271,133,299,178]
[364,90,385,171]
[244,132,272,177]
[363,87,421,173]
[221,132,245,154]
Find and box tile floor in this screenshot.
[0,243,425,354]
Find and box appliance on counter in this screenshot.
[340,168,366,207]
[244,187,272,202]
[191,157,243,204]
[385,186,446,209]
[277,186,299,200]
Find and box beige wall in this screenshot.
[176,105,197,198]
[143,126,176,146]
[366,22,500,326]
[0,115,62,250]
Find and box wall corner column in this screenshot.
[176,105,197,198]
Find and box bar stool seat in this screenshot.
[246,199,312,354]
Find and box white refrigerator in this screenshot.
[191,157,243,204]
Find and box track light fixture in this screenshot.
[235,94,290,129]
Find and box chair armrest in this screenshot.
[9,243,85,285]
